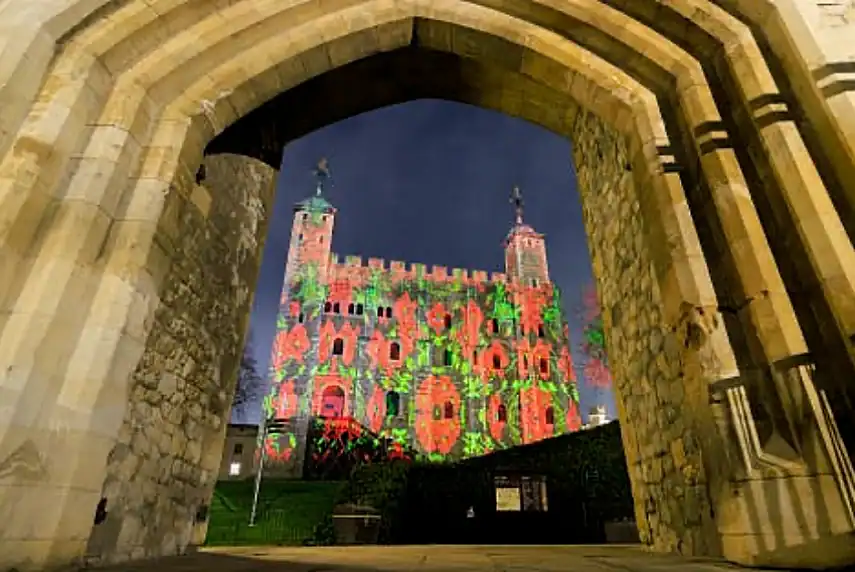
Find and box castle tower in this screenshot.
[283,158,337,289]
[503,185,550,286]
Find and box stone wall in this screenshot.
[570,110,722,556]
[83,154,277,565]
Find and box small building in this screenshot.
[218,423,259,480]
[586,405,610,428]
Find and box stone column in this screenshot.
[0,152,277,571]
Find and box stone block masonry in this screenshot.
[83,154,277,566]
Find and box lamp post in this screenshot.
[249,416,288,527]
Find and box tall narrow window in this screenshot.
[385,307,393,319]
[389,342,401,361]
[333,302,340,314]
[538,325,545,338]
[386,392,400,417]
[497,404,507,422]
[324,302,332,313]
[333,338,344,356]
[348,303,355,315]
[444,349,453,366]
[444,401,454,419]
[523,355,529,369]
[472,350,478,365]
[298,313,304,323]
[532,278,539,287]
[377,307,384,318]
[444,314,452,330]
[540,358,548,374]
[545,406,555,425]
[356,303,364,315]
[491,319,499,334]
[233,443,243,455]
[492,354,501,370]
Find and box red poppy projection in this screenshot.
[260,193,582,468]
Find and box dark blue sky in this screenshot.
[245,99,615,422]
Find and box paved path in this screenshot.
[101,545,753,572]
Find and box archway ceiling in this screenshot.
[0,0,777,191]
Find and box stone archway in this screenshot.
[1,1,855,571]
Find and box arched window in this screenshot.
[472,350,478,365]
[356,303,364,315]
[540,358,549,374]
[444,349,453,366]
[333,302,340,314]
[386,391,400,417]
[444,314,452,329]
[389,342,401,361]
[385,307,393,319]
[324,302,332,313]
[443,401,454,419]
[545,406,555,425]
[497,404,507,422]
[348,303,355,315]
[492,354,501,370]
[298,313,304,323]
[491,319,499,334]
[377,306,384,318]
[332,338,344,356]
[538,325,545,338]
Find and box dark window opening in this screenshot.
[233,443,243,455]
[302,213,308,220]
[348,303,355,315]
[332,338,344,356]
[298,233,303,242]
[324,302,332,313]
[386,391,400,417]
[538,325,545,337]
[94,497,108,525]
[444,314,452,329]
[194,504,209,523]
[322,215,328,221]
[433,405,442,420]
[523,355,529,369]
[540,358,548,374]
[497,404,507,422]
[377,307,384,318]
[385,307,393,319]
[298,313,304,323]
[473,350,478,364]
[492,354,501,370]
[444,349,453,366]
[545,406,555,425]
[532,279,539,287]
[444,401,454,419]
[491,319,499,334]
[390,342,401,360]
[333,302,340,314]
[356,303,364,315]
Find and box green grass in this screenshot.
[205,479,345,546]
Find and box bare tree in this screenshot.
[231,334,265,420]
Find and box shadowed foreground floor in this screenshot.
[92,545,756,571]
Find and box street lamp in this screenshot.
[248,416,289,527]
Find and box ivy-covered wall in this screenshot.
[337,421,633,545]
[260,196,582,474]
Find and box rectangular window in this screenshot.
[233,443,243,455]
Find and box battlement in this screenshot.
[327,253,507,285]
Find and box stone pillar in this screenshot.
[0,153,276,571]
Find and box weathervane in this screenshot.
[510,185,524,225]
[314,157,330,196]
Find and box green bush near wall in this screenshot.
[339,421,633,544]
[204,480,345,546]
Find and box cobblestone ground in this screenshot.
[93,545,757,572]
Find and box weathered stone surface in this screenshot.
[83,154,276,566]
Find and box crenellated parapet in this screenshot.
[326,253,513,286]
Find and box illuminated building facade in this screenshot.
[261,163,581,475]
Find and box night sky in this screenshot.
[244,99,616,423]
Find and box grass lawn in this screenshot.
[205,479,345,546]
